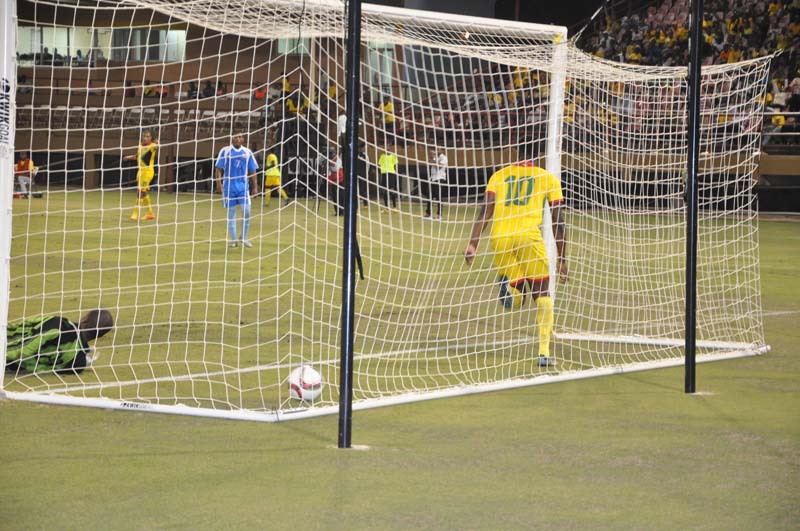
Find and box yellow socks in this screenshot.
[142,194,154,215]
[132,193,154,220]
[279,188,288,201]
[536,296,554,357]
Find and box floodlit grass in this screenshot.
[1,191,797,529]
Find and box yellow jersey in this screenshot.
[382,101,395,123]
[378,152,398,174]
[265,153,280,177]
[485,162,563,238]
[137,142,158,171]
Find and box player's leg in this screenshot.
[423,179,431,217]
[17,175,29,195]
[380,172,389,209]
[490,236,524,310]
[271,177,288,204]
[240,196,252,247]
[140,172,155,220]
[263,185,272,205]
[226,200,239,246]
[531,280,553,363]
[131,170,143,220]
[520,238,555,365]
[433,181,442,219]
[391,172,399,209]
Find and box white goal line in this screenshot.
[28,336,540,395]
[2,346,767,423]
[18,334,765,396]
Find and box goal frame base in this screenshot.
[2,344,769,423]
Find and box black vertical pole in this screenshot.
[685,0,703,394]
[338,0,362,448]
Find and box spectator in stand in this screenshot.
[17,74,32,95]
[187,81,199,99]
[382,95,396,143]
[74,50,87,66]
[52,48,64,66]
[216,81,227,96]
[124,80,136,98]
[586,0,799,146]
[772,79,790,109]
[39,47,53,66]
[202,80,215,98]
[253,85,267,101]
[143,80,167,99]
[14,151,37,196]
[286,91,308,115]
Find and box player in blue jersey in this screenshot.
[215,133,260,248]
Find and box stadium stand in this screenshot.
[583,0,799,149]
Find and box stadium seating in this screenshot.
[585,0,799,148]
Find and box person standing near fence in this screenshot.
[378,145,399,212]
[424,148,447,220]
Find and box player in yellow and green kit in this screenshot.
[464,155,567,367]
[263,148,289,206]
[125,130,158,221]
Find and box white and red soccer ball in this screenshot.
[288,365,323,402]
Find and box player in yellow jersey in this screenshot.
[124,130,158,221]
[464,157,567,367]
[263,148,289,206]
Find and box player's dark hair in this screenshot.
[79,309,114,342]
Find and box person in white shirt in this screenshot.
[425,149,447,220]
[327,147,344,216]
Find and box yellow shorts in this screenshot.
[490,232,549,286]
[137,169,155,191]
[265,175,281,188]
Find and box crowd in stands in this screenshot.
[18,47,105,67]
[588,0,800,145]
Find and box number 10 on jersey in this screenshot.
[504,175,534,206]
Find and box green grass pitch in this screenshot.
[1,191,798,529]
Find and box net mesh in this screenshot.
[3,0,769,419]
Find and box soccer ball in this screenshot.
[288,365,324,402]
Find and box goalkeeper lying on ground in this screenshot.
[5,309,113,374]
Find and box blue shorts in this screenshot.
[223,194,250,208]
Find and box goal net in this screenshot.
[1,0,770,421]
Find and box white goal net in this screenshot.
[1,0,770,421]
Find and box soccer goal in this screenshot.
[1,0,771,422]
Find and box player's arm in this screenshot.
[248,153,259,195]
[249,171,259,196]
[215,167,224,194]
[464,191,495,265]
[551,202,568,282]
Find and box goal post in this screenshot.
[0,0,17,394]
[2,0,770,423]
